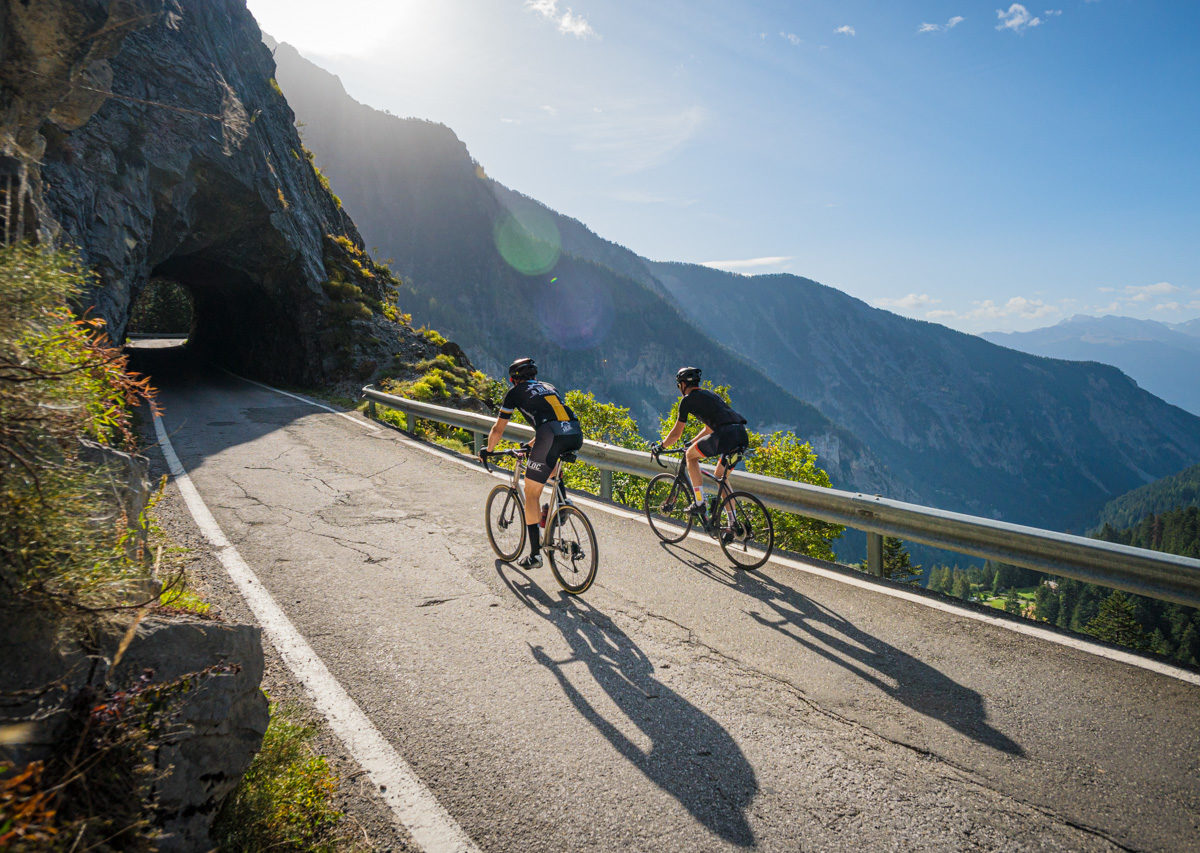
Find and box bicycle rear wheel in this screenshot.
[546,505,598,594]
[485,484,526,562]
[645,473,694,543]
[716,491,773,570]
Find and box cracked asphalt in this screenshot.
[151,364,1200,852]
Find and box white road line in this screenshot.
[236,375,1200,688]
[153,412,480,853]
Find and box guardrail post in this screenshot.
[599,469,613,502]
[473,431,486,454]
[405,411,414,433]
[867,532,884,577]
[367,398,377,420]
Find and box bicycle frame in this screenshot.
[485,449,572,537]
[654,445,743,501]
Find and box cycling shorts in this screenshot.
[695,423,748,459]
[526,420,583,484]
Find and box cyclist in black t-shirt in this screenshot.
[480,357,583,569]
[651,366,749,525]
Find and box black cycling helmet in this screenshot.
[508,357,537,383]
[675,366,702,386]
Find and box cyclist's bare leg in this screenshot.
[522,475,544,525]
[685,442,706,498]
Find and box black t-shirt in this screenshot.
[676,388,746,431]
[499,380,578,428]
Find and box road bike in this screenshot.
[645,445,774,570]
[482,447,598,595]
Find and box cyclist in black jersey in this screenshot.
[651,366,749,525]
[480,357,583,569]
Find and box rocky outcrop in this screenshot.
[115,618,270,852]
[0,605,269,851]
[0,0,451,388]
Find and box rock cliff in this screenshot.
[1,0,446,387]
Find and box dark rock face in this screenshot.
[0,605,269,852]
[1,0,438,387]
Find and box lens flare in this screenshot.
[535,270,614,351]
[493,200,561,276]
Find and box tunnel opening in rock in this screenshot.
[141,253,319,384]
[128,276,195,343]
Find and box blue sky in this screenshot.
[245,0,1200,333]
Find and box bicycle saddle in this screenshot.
[560,451,579,463]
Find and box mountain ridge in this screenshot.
[982,315,1200,416]
[268,39,1200,533]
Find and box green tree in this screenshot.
[1085,592,1148,650]
[950,569,972,600]
[926,565,950,593]
[744,429,844,561]
[128,277,193,334]
[562,390,648,506]
[1034,584,1060,623]
[860,536,921,585]
[1004,588,1022,615]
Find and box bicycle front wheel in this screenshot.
[546,505,598,594]
[716,491,774,570]
[485,484,526,562]
[645,473,694,543]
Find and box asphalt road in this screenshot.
[152,363,1200,852]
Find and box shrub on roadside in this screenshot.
[212,705,346,852]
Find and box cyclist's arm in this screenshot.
[688,424,713,447]
[485,413,508,453]
[661,418,687,448]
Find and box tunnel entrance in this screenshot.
[124,252,319,385]
[127,277,194,342]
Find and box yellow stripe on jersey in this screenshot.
[546,394,570,421]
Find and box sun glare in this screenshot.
[246,0,421,58]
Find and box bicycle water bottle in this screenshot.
[539,504,549,527]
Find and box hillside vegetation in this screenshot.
[1092,463,1200,532]
[269,40,1200,536]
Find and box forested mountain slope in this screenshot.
[1093,463,1200,533]
[269,40,1200,531]
[648,264,1200,530]
[269,41,895,495]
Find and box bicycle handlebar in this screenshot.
[650,445,686,467]
[479,446,529,474]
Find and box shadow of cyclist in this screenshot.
[653,542,1025,757]
[497,561,757,847]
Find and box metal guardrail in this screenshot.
[361,386,1200,609]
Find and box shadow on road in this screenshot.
[656,542,1025,757]
[498,561,758,847]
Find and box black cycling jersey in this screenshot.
[499,380,578,428]
[676,388,747,431]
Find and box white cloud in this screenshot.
[876,293,940,310]
[525,0,596,39]
[835,25,856,36]
[781,31,803,46]
[701,256,792,274]
[1153,302,1183,313]
[919,16,965,34]
[926,309,958,320]
[935,296,1060,322]
[996,4,1044,32]
[1124,281,1181,302]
